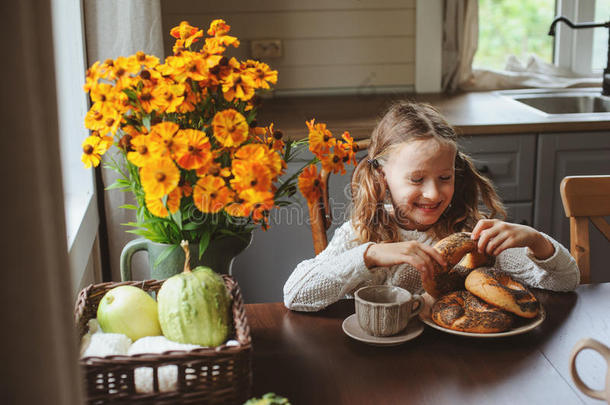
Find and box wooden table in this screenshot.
[246,283,610,405]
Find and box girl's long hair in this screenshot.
[351,101,506,243]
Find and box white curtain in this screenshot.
[84,0,164,281]
[441,0,478,93]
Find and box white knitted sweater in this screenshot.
[283,221,580,312]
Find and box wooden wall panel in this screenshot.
[161,0,416,92]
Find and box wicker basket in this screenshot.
[74,276,252,405]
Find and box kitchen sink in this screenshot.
[498,88,610,115]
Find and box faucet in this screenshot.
[548,16,610,96]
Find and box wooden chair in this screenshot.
[559,175,610,284]
[309,139,370,254]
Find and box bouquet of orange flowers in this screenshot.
[81,19,357,256]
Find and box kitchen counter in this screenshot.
[256,90,610,140]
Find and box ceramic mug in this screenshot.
[570,338,610,404]
[355,285,424,337]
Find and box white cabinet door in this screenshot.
[535,132,610,282]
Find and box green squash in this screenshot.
[157,241,232,346]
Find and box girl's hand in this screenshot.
[471,219,555,260]
[363,241,447,283]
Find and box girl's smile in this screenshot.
[382,138,456,230]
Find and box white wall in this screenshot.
[161,0,416,95]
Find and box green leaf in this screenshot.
[182,222,201,231]
[118,204,138,210]
[142,115,151,131]
[153,244,179,269]
[105,182,130,191]
[198,230,211,260]
[171,209,182,230]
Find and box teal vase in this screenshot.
[120,234,253,281]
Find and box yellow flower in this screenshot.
[173,129,212,170]
[298,165,323,206]
[83,61,102,92]
[212,109,249,147]
[84,102,121,135]
[81,135,109,168]
[222,69,256,102]
[145,187,181,218]
[151,83,185,113]
[307,119,336,159]
[140,158,180,199]
[127,135,162,167]
[230,160,272,193]
[134,51,159,69]
[193,175,234,213]
[108,56,140,88]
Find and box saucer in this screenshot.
[342,314,424,346]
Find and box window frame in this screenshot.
[555,0,604,75]
[51,0,101,293]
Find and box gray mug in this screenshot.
[355,285,424,337]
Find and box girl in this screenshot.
[283,101,579,312]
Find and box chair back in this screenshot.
[560,175,610,283]
[309,139,370,254]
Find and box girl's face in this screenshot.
[382,138,456,230]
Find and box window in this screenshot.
[475,0,607,75]
[592,0,610,71]
[474,0,556,70]
[52,0,100,291]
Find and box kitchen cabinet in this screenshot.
[535,131,610,283]
[232,131,610,303]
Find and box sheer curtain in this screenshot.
[84,0,164,281]
[441,0,478,93]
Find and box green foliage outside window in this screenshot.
[474,0,555,70]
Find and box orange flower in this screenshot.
[239,189,274,222]
[298,165,323,206]
[207,19,231,36]
[173,129,212,170]
[140,158,180,199]
[307,119,335,159]
[145,187,181,218]
[230,160,272,193]
[243,60,278,89]
[225,200,252,218]
[81,135,109,168]
[148,121,180,157]
[234,144,283,177]
[212,109,249,147]
[179,179,193,197]
[193,175,234,213]
[170,21,203,48]
[127,135,162,167]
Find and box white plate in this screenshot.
[342,314,424,346]
[418,293,546,338]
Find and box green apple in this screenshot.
[97,285,162,341]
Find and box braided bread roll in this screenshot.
[422,232,495,299]
[431,290,514,333]
[465,268,539,318]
